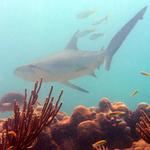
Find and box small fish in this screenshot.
[146,105,150,110]
[1,103,11,107]
[130,90,138,97]
[7,146,14,150]
[113,102,125,106]
[27,145,33,149]
[92,15,108,25]
[77,8,97,19]
[92,140,107,150]
[140,71,150,77]
[89,32,104,40]
[35,105,43,112]
[137,102,149,109]
[77,28,96,37]
[108,111,125,117]
[8,130,17,138]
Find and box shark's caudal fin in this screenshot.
[62,81,89,93]
[98,47,112,70]
[103,54,113,71]
[103,6,147,71]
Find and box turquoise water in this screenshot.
[0,0,150,115]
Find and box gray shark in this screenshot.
[15,6,147,93]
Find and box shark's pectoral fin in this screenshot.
[62,81,89,93]
[89,72,97,78]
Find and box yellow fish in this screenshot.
[92,140,107,150]
[7,146,14,150]
[140,71,150,77]
[108,111,125,117]
[8,131,17,138]
[130,90,138,97]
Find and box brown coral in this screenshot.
[33,132,61,150]
[96,112,133,149]
[125,139,150,150]
[97,97,112,113]
[76,120,103,150]
[0,79,63,150]
[49,99,135,150]
[70,105,96,126]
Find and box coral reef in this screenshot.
[32,97,150,150]
[0,79,63,150]
[125,139,150,150]
[1,87,150,149]
[33,132,60,150]
[95,98,133,149]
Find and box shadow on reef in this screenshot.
[0,81,150,150]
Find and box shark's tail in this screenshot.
[101,6,148,71]
[98,48,113,71]
[103,53,113,71]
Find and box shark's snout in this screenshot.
[14,66,24,77]
[14,65,35,79]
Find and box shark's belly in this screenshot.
[33,53,100,82]
[53,63,98,81]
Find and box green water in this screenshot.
[0,0,150,116]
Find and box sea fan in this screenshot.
[136,110,150,143]
[0,79,63,150]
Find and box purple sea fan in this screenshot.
[0,79,63,150]
[136,110,150,143]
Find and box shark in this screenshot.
[15,6,147,93]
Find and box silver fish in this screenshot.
[77,28,96,38]
[89,33,104,40]
[77,9,96,19]
[92,15,108,25]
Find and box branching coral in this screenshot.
[136,110,150,143]
[0,79,63,150]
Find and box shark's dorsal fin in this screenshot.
[65,30,80,50]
